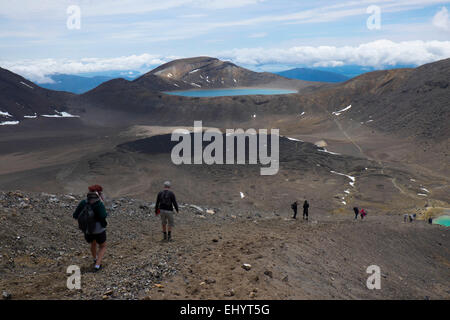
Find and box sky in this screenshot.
[0,0,449,83]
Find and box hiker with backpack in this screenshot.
[291,201,298,219]
[353,207,359,220]
[73,185,108,272]
[360,208,367,219]
[303,200,309,220]
[155,181,179,241]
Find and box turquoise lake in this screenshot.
[163,88,298,97]
[433,215,450,227]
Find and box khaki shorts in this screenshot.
[160,209,175,227]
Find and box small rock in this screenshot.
[2,291,12,300]
[212,239,219,243]
[249,292,256,298]
[224,289,235,297]
[205,278,216,284]
[282,275,289,282]
[104,289,113,296]
[206,209,215,215]
[242,263,252,271]
[264,270,273,278]
[154,284,164,288]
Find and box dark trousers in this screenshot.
[293,208,297,218]
[303,210,308,219]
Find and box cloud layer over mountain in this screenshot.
[2,40,449,83]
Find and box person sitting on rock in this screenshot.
[155,181,179,241]
[73,185,108,272]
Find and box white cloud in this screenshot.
[219,39,450,67]
[0,54,169,83]
[313,60,345,67]
[2,40,450,83]
[0,0,264,19]
[432,7,450,31]
[191,0,450,29]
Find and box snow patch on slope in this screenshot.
[330,170,356,187]
[0,111,13,117]
[20,81,34,89]
[0,121,19,126]
[332,105,351,116]
[42,110,79,118]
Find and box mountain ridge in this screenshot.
[0,67,74,122]
[1,57,449,142]
[276,68,350,83]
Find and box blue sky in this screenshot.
[0,0,449,82]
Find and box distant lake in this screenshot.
[433,215,450,227]
[163,88,297,97]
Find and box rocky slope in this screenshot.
[295,58,450,141]
[0,68,73,122]
[1,191,448,300]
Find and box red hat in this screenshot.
[88,185,103,193]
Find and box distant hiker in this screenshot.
[353,207,359,220]
[73,185,108,272]
[155,181,179,241]
[291,201,298,219]
[303,200,309,220]
[360,208,367,219]
[404,213,416,222]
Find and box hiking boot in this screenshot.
[93,265,102,272]
[162,232,167,241]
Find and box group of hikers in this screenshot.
[73,182,370,272]
[353,206,367,220]
[291,200,309,220]
[290,201,368,221]
[73,181,179,272]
